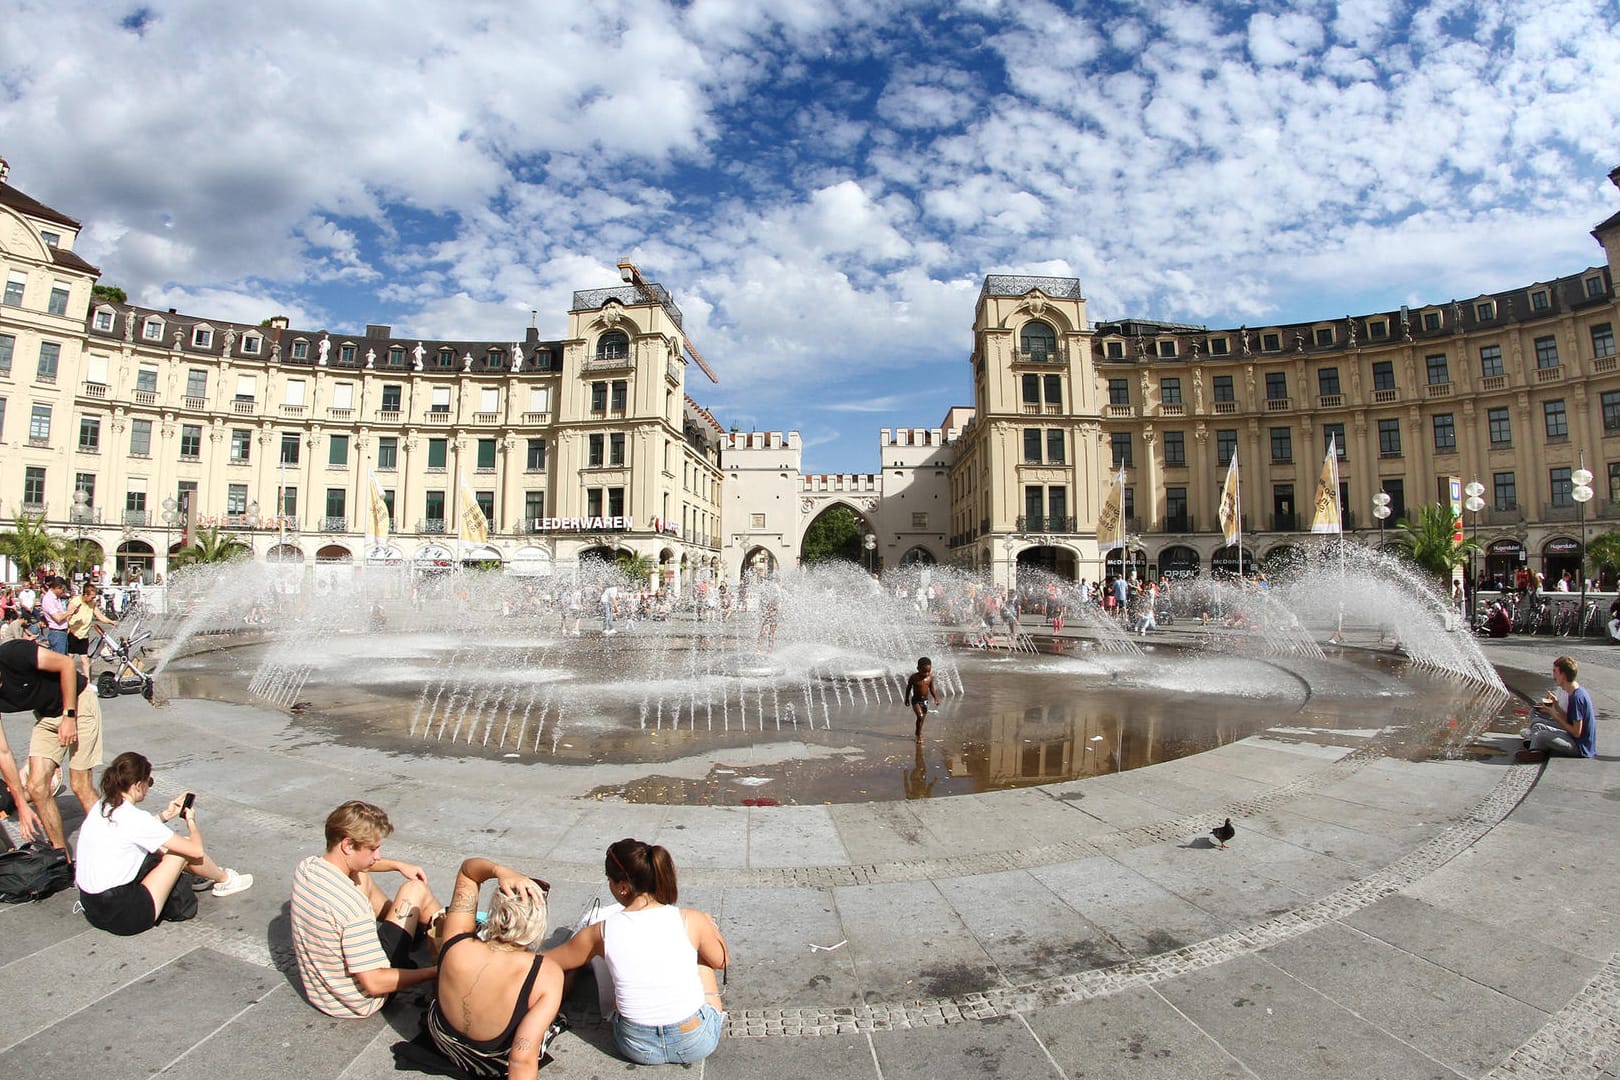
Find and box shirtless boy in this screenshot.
[905,657,941,741]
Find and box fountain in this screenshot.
[146,545,1511,805]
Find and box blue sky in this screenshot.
[3,0,1618,473]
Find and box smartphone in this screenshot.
[180,792,196,813]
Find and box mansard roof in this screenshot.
[0,180,81,229]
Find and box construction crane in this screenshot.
[617,259,719,384]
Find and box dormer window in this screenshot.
[1261,332,1281,352]
[339,343,356,364]
[192,327,213,349]
[1313,327,1333,346]
[1531,290,1550,312]
[92,307,115,332]
[39,230,60,248]
[291,339,309,359]
[437,348,455,368]
[1586,276,1606,298]
[143,317,164,341]
[597,331,629,360]
[1105,340,1124,359]
[1208,337,1229,356]
[1476,301,1495,321]
[487,348,503,368]
[240,334,262,355]
[388,346,404,366]
[1368,320,1388,339]
[1156,340,1177,358]
[1422,310,1441,331]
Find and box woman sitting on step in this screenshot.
[547,838,729,1065]
[426,857,566,1079]
[74,751,253,936]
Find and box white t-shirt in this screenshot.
[75,799,174,894]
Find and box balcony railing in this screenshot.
[1596,355,1618,373]
[327,407,354,420]
[1483,506,1521,526]
[184,395,207,410]
[1372,388,1399,403]
[418,518,447,534]
[1535,365,1563,383]
[1265,397,1291,412]
[123,509,151,526]
[1161,514,1193,533]
[1541,502,1580,522]
[473,412,499,424]
[424,409,452,423]
[1015,515,1076,533]
[1106,404,1135,418]
[582,352,634,371]
[83,382,108,399]
[1317,393,1343,408]
[133,389,157,405]
[1425,382,1453,398]
[1213,400,1237,414]
[280,404,306,418]
[20,501,47,516]
[1159,401,1184,416]
[1481,375,1507,391]
[232,399,255,415]
[1011,348,1067,364]
[521,411,552,424]
[320,517,348,532]
[377,409,402,423]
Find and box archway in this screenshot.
[1157,545,1200,579]
[266,543,304,564]
[1261,544,1301,578]
[1016,545,1078,582]
[742,545,778,582]
[316,544,353,563]
[1211,544,1256,578]
[898,546,937,567]
[1542,536,1582,590]
[1483,538,1525,591]
[1104,547,1148,581]
[508,546,554,577]
[115,540,155,583]
[64,538,106,577]
[801,504,875,569]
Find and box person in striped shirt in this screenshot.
[290,800,442,1017]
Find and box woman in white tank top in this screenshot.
[546,838,729,1064]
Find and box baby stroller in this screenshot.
[95,620,156,701]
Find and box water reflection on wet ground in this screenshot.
[163,638,1515,805]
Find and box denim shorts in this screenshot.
[612,1004,722,1064]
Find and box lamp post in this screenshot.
[160,496,178,586]
[1573,455,1594,635]
[1372,490,1391,548]
[1464,481,1486,628]
[71,487,90,585]
[863,532,877,578]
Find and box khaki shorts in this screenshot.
[29,690,104,772]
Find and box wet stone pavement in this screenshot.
[2,631,1618,1079]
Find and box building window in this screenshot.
[1384,479,1406,522]
[1424,354,1449,384]
[429,386,451,413]
[1531,290,1550,312]
[1587,276,1606,298]
[1156,340,1177,358]
[1324,423,1346,458]
[0,332,13,374]
[1432,413,1455,450]
[1265,372,1287,399]
[1488,407,1512,447]
[1372,361,1395,391]
[1107,379,1129,406]
[1611,462,1620,504]
[597,330,629,359]
[526,438,546,471]
[1213,375,1234,403]
[241,334,261,355]
[1476,301,1496,321]
[329,434,349,466]
[1534,335,1559,368]
[525,491,545,523]
[376,436,397,470]
[427,438,447,470]
[1261,332,1281,352]
[1216,429,1237,466]
[1160,377,1181,405]
[1480,344,1504,377]
[1593,323,1615,358]
[438,348,455,368]
[125,485,146,514]
[1604,390,1620,433]
[23,466,45,505]
[590,381,607,412]
[339,343,355,364]
[1166,487,1188,527]
[477,438,497,470]
[179,424,202,459]
[588,433,605,467]
[1046,429,1065,464]
[1318,367,1340,396]
[78,415,100,452]
[1020,321,1056,360]
[1023,428,1041,463]
[130,418,152,456]
[1550,467,1573,508]
[325,488,346,519]
[1314,328,1333,346]
[39,230,60,248]
[1269,426,1292,463]
[386,345,403,366]
[1543,400,1568,440]
[135,365,160,393]
[291,340,309,360]
[380,384,402,412]
[3,274,26,307]
[47,284,70,315]
[1422,311,1442,331]
[279,486,298,517]
[611,380,628,411]
[1377,418,1401,456]
[587,488,604,518]
[281,432,300,465]
[227,484,248,514]
[142,317,163,341]
[230,428,251,463]
[1162,430,1185,466]
[36,341,60,382]
[1111,432,1132,468]
[1208,337,1229,356]
[1104,340,1124,359]
[29,403,51,442]
[1024,485,1043,522]
[192,327,213,349]
[1021,374,1039,405]
[1370,320,1389,340]
[1042,373,1062,406]
[606,487,623,519]
[425,490,445,522]
[186,369,207,397]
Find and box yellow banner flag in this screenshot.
[366,471,391,548]
[1095,469,1124,552]
[1217,448,1241,544]
[1310,437,1342,534]
[458,474,489,546]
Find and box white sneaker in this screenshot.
[212,869,254,897]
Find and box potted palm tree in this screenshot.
[1389,503,1481,625]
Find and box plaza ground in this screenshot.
[1,631,1617,1079]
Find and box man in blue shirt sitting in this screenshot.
[1518,655,1597,762]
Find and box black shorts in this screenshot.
[79,850,164,936]
[67,634,90,656]
[376,918,416,967]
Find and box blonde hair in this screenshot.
[323,800,394,850]
[485,888,548,949]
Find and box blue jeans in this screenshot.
[612,1004,722,1064]
[46,628,69,654]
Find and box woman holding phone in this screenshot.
[426,856,566,1079]
[74,751,253,936]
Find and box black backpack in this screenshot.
[0,841,74,903]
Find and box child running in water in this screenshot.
[906,657,941,741]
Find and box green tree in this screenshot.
[614,551,655,590]
[1587,530,1620,589]
[91,283,127,303]
[168,526,250,569]
[801,507,863,564]
[0,512,67,579]
[1389,502,1479,582]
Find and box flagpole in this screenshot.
[1334,442,1344,640]
[1234,446,1242,575]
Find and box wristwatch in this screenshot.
[65,709,77,718]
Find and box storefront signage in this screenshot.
[1544,537,1582,554]
[1487,539,1524,555]
[530,516,636,532]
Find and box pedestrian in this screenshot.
[905,657,940,741]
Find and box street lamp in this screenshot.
[160,496,179,585]
[1573,456,1594,635]
[71,487,90,584]
[1464,481,1486,628]
[863,533,877,577]
[1372,490,1391,549]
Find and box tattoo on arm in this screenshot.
[448,883,478,913]
[513,1037,535,1054]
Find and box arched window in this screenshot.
[1020,321,1056,361]
[598,330,629,359]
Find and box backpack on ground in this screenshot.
[0,841,73,903]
